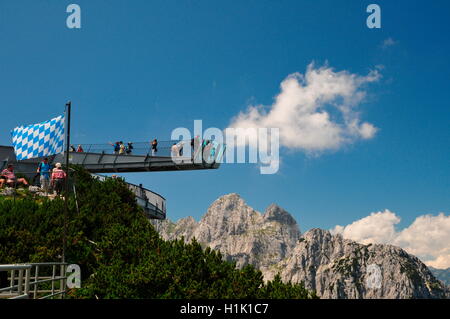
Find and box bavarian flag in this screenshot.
[11,115,65,160]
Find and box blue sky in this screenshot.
[1,0,449,232]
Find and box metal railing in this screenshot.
[128,183,166,219]
[93,174,166,219]
[71,139,225,162]
[73,140,183,157]
[2,139,226,166]
[0,263,68,299]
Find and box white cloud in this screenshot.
[229,63,380,153]
[395,213,450,269]
[331,211,450,269]
[330,209,400,245]
[381,37,397,49]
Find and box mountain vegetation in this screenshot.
[0,167,316,299]
[152,193,449,299]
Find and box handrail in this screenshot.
[92,174,166,219]
[0,262,68,299]
[0,264,31,271]
[3,139,226,164]
[71,139,225,161]
[73,140,187,158]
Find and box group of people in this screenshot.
[69,145,84,153]
[105,137,216,160]
[109,139,158,156]
[170,136,216,161]
[110,141,134,155]
[0,159,67,196]
[36,158,67,195]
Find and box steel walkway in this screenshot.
[0,140,224,220]
[18,140,224,173]
[52,151,221,173]
[93,174,166,220]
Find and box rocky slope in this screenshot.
[267,228,446,298]
[152,193,300,275]
[429,267,450,286]
[151,193,448,299]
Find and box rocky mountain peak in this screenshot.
[153,193,301,273]
[208,193,245,211]
[263,204,298,227]
[301,228,336,248]
[150,194,449,299]
[198,193,260,238]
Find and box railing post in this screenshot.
[60,264,66,299]
[10,269,15,294]
[17,269,23,295]
[51,265,56,297]
[24,268,31,298]
[33,265,39,299]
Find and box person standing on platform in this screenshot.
[119,141,126,155]
[37,158,51,194]
[51,163,66,196]
[126,142,134,155]
[151,139,158,156]
[171,143,179,157]
[109,141,120,154]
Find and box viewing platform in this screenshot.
[17,140,224,173]
[0,140,225,220]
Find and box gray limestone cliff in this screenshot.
[151,193,448,299]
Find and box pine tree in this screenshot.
[0,166,317,299]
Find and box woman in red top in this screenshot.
[51,163,67,195]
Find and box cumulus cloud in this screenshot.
[381,37,397,49]
[395,214,450,269]
[331,210,400,245]
[331,211,450,269]
[229,63,380,153]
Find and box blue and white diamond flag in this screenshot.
[11,115,65,160]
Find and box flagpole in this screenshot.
[63,101,71,264]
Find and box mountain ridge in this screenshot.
[151,193,449,299]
